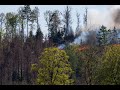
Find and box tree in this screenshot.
[35,28,43,40]
[29,11,36,32]
[83,7,88,29]
[22,5,31,37]
[7,13,18,38]
[34,7,40,30]
[63,6,72,36]
[110,27,118,44]
[31,47,74,85]
[18,6,26,40]
[97,25,110,46]
[5,12,13,39]
[64,44,79,84]
[0,13,5,40]
[75,12,82,39]
[85,30,97,46]
[95,45,120,85]
[63,6,75,44]
[35,27,43,58]
[0,13,5,30]
[44,10,63,45]
[0,13,5,84]
[77,45,100,85]
[29,7,40,33]
[17,7,27,84]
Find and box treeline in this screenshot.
[0,5,81,85]
[0,5,120,85]
[0,5,47,85]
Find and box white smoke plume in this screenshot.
[87,5,120,30]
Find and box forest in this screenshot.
[0,5,120,85]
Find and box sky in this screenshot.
[0,5,120,36]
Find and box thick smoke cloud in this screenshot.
[113,9,120,24]
[108,5,120,29]
[111,8,120,28]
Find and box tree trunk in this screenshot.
[27,16,28,38]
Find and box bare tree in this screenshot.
[83,7,88,30]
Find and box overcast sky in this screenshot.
[0,5,119,35]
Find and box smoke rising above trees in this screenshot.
[0,5,120,85]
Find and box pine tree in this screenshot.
[97,25,110,46]
[44,10,63,45]
[110,27,118,44]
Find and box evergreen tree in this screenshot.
[65,45,79,84]
[44,10,64,45]
[97,25,110,46]
[110,27,118,44]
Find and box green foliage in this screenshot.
[35,28,43,40]
[31,47,74,85]
[5,12,18,37]
[64,44,79,82]
[44,10,64,45]
[96,45,120,85]
[63,6,75,44]
[110,27,118,44]
[77,46,100,85]
[31,64,38,72]
[97,25,110,46]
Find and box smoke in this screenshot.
[113,9,120,24]
[86,5,120,30]
[88,9,104,28]
[110,6,120,28]
[87,8,109,29]
[75,6,120,44]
